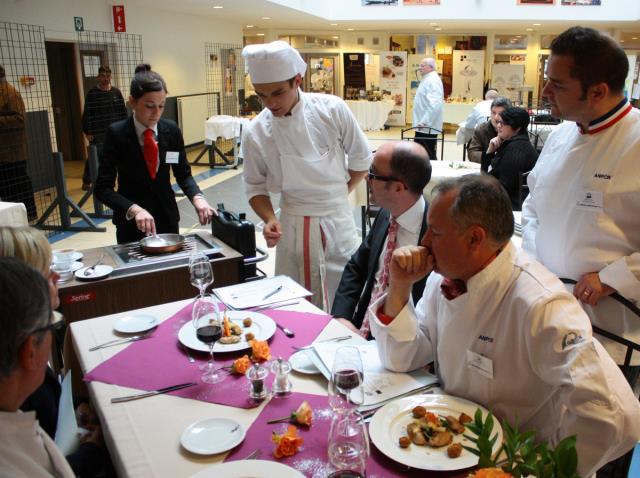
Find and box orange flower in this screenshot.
[250,339,272,362]
[292,400,313,427]
[231,355,251,375]
[272,425,304,458]
[469,468,513,478]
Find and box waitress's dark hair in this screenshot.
[499,107,530,134]
[130,63,167,99]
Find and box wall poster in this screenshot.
[404,0,440,4]
[451,50,485,100]
[561,0,600,4]
[491,63,525,103]
[380,51,408,126]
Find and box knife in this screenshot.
[111,382,197,404]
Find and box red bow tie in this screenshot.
[440,278,467,300]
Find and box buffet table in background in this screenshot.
[443,102,475,125]
[424,161,481,197]
[0,201,28,227]
[346,99,394,131]
[194,115,252,168]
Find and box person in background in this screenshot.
[369,174,640,478]
[0,226,109,477]
[483,106,538,210]
[466,96,511,164]
[521,27,640,477]
[0,64,37,220]
[455,89,499,145]
[412,57,443,160]
[241,41,371,312]
[0,257,75,478]
[332,141,430,338]
[81,65,128,191]
[95,64,215,244]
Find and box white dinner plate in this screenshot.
[178,310,276,353]
[290,349,320,375]
[75,265,114,281]
[71,251,83,261]
[191,459,304,478]
[71,261,84,271]
[369,394,503,471]
[181,418,245,455]
[114,314,158,334]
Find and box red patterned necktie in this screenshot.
[143,128,158,180]
[440,277,467,300]
[360,217,399,338]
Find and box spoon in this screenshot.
[84,253,105,276]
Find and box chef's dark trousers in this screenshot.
[414,131,437,161]
[116,217,179,244]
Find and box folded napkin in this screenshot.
[225,392,469,477]
[85,303,331,409]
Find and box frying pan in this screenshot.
[139,233,185,254]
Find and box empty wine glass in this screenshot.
[327,410,369,478]
[328,346,364,414]
[189,252,213,297]
[192,294,224,384]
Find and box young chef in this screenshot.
[241,41,372,311]
[95,64,215,244]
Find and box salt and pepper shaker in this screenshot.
[246,363,268,400]
[271,357,292,395]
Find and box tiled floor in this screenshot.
[49,127,466,278]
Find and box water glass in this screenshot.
[189,252,213,297]
[52,249,75,283]
[328,411,369,478]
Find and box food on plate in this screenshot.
[445,415,466,434]
[406,421,428,446]
[243,317,253,327]
[459,412,472,424]
[219,335,241,344]
[245,332,255,341]
[428,430,453,448]
[447,442,463,458]
[412,405,426,418]
[398,436,411,448]
[221,312,242,342]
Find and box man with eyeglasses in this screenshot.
[332,141,431,338]
[0,257,75,477]
[242,41,371,311]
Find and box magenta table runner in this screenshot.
[225,392,469,478]
[85,303,331,409]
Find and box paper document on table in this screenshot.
[309,341,439,410]
[213,275,312,310]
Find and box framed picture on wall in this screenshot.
[518,0,555,4]
[403,0,440,4]
[361,0,399,5]
[561,0,600,4]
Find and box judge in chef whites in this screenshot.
[95,64,215,244]
[242,42,372,312]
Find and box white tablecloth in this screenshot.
[424,160,481,198]
[70,298,363,478]
[345,100,394,131]
[204,115,251,141]
[0,201,28,227]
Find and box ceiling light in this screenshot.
[213,5,223,8]
[332,36,339,39]
[246,24,254,28]
[526,28,534,32]
[347,28,354,31]
[533,23,541,26]
[256,33,265,36]
[620,40,625,43]
[330,23,338,26]
[261,16,271,20]
[430,22,438,26]
[434,27,442,31]
[632,37,638,40]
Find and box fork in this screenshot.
[242,449,262,460]
[89,332,152,351]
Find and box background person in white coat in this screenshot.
[241,41,372,311]
[412,57,443,160]
[368,174,640,478]
[455,89,499,146]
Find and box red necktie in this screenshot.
[143,128,158,180]
[360,217,399,338]
[440,278,467,300]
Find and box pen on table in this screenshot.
[262,285,282,301]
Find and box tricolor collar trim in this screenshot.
[581,98,631,135]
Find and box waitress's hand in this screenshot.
[132,207,156,236]
[263,219,282,248]
[193,196,217,225]
[487,136,503,155]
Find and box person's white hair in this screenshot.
[485,89,499,100]
[423,57,436,69]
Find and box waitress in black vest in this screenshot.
[95,64,215,244]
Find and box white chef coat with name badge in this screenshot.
[522,108,640,364]
[369,242,640,477]
[412,70,444,131]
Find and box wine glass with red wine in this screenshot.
[192,294,225,384]
[328,346,364,413]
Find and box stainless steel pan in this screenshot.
[139,233,185,254]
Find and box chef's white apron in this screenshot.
[270,102,359,311]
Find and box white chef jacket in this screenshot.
[522,101,640,364]
[0,410,75,478]
[369,242,640,477]
[412,70,443,132]
[242,91,371,216]
[465,99,492,131]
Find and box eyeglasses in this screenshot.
[367,168,401,183]
[29,319,59,337]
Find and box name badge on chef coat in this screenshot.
[166,151,180,164]
[466,350,493,379]
[575,189,603,211]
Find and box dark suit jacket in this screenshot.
[95,117,201,240]
[331,205,429,333]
